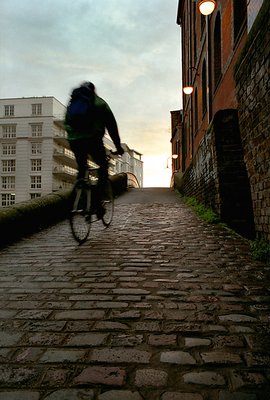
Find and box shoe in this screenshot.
[96,203,105,220]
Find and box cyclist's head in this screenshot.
[80,81,95,93]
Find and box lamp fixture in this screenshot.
[183,86,194,95]
[183,67,199,95]
[166,154,178,168]
[198,0,216,16]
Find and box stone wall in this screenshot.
[174,109,255,239]
[234,1,270,241]
[0,173,128,248]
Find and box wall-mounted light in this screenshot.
[183,67,199,95]
[183,86,194,95]
[166,154,178,169]
[198,0,216,16]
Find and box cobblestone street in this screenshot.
[0,188,269,400]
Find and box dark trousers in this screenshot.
[69,137,108,200]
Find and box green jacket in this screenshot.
[65,94,121,149]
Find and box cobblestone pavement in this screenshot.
[0,189,270,400]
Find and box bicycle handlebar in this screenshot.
[106,149,123,159]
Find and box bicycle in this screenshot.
[69,151,118,244]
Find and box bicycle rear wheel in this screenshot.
[69,180,91,244]
[101,179,114,227]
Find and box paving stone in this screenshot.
[135,368,168,387]
[112,288,150,295]
[93,321,129,331]
[200,351,242,364]
[148,334,177,346]
[0,366,41,386]
[94,301,129,308]
[183,371,226,386]
[41,368,70,386]
[40,349,86,363]
[14,347,44,362]
[219,314,258,323]
[0,332,22,346]
[74,366,126,386]
[43,389,95,399]
[214,335,245,348]
[65,333,108,346]
[134,321,161,331]
[244,352,270,367]
[26,333,66,346]
[160,351,196,365]
[161,393,203,400]
[54,310,105,320]
[229,370,266,391]
[0,393,40,400]
[109,310,141,319]
[219,391,257,400]
[110,334,144,346]
[90,348,151,363]
[98,390,143,400]
[184,337,211,347]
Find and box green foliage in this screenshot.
[249,239,270,263]
[182,196,220,224]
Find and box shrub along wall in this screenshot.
[234,1,270,242]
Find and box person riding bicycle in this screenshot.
[65,81,124,218]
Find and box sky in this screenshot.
[0,0,182,187]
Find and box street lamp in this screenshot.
[183,67,199,95]
[198,0,216,16]
[183,86,194,95]
[166,154,178,169]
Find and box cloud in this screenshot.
[0,0,181,186]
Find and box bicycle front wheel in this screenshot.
[69,180,91,244]
[101,179,114,227]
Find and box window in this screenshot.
[234,0,247,42]
[4,105,14,117]
[2,160,15,173]
[214,12,222,88]
[202,60,207,116]
[31,142,42,154]
[1,193,15,207]
[31,159,42,172]
[31,176,41,189]
[2,176,15,189]
[31,124,42,137]
[2,144,16,155]
[32,103,42,115]
[2,125,16,138]
[30,193,41,199]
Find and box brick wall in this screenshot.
[175,109,255,239]
[234,1,270,241]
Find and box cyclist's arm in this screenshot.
[103,104,123,154]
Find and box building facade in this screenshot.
[0,96,143,207]
[0,96,74,207]
[174,0,269,241]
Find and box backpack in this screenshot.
[66,86,95,134]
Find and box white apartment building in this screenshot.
[117,144,143,188]
[0,96,143,207]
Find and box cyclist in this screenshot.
[65,81,124,218]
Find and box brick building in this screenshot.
[173,0,269,241]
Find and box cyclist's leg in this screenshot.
[69,139,88,179]
[87,138,108,199]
